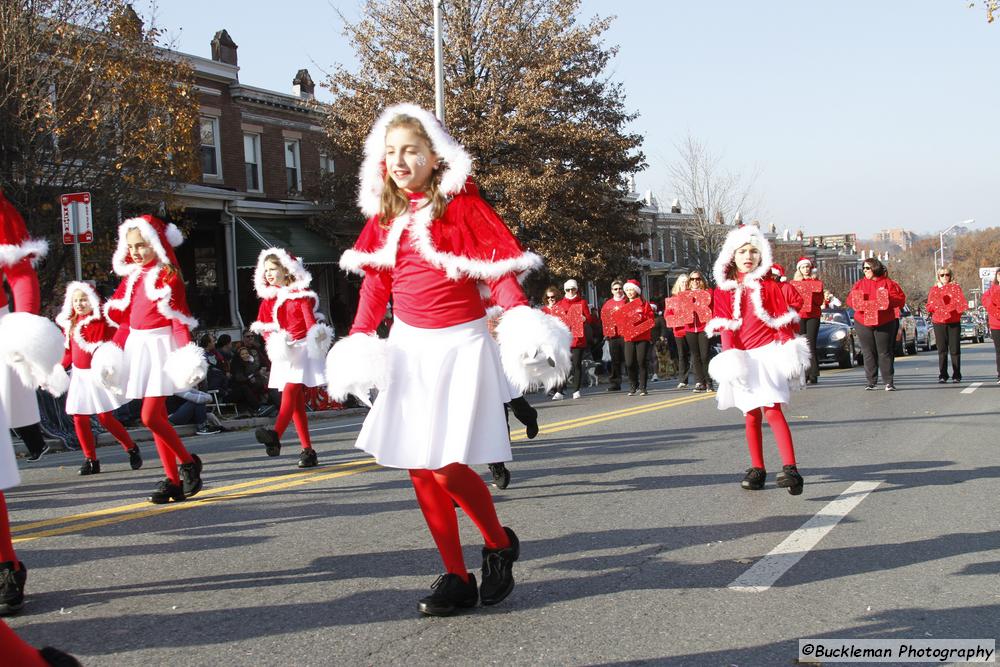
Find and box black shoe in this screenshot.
[298,447,318,468]
[488,463,511,490]
[195,423,222,435]
[776,464,804,496]
[509,397,538,439]
[24,444,50,462]
[256,428,281,457]
[38,646,83,667]
[740,467,766,491]
[0,561,26,616]
[149,478,185,504]
[418,573,478,616]
[480,526,519,606]
[179,454,203,497]
[864,384,875,391]
[78,459,100,476]
[938,377,948,384]
[607,385,621,392]
[127,446,143,470]
[693,383,707,393]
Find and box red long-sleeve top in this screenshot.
[255,296,318,341]
[110,265,193,348]
[984,285,1000,330]
[554,295,595,349]
[0,259,40,314]
[713,277,798,351]
[926,284,967,324]
[61,319,116,370]
[847,276,906,327]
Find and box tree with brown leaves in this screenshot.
[319,0,646,283]
[0,1,200,296]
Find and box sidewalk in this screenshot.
[13,407,369,458]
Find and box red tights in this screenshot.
[0,620,47,667]
[745,404,796,469]
[274,383,312,449]
[141,397,193,484]
[409,463,510,582]
[72,412,136,460]
[0,492,17,566]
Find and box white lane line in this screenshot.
[728,480,882,592]
[961,382,983,394]
[312,421,365,432]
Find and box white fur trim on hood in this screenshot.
[253,247,313,299]
[357,103,474,217]
[112,216,183,276]
[0,239,48,269]
[494,305,572,393]
[55,281,104,353]
[711,225,772,291]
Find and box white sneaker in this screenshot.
[677,382,688,389]
[572,391,581,399]
[651,374,660,382]
[551,392,565,400]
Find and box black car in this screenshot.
[818,309,861,368]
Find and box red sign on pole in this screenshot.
[61,192,93,244]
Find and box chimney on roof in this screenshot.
[293,69,315,99]
[671,198,681,214]
[211,29,238,66]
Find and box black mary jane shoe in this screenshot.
[776,465,805,496]
[740,467,766,491]
[418,573,478,617]
[480,527,520,606]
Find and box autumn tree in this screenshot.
[0,0,200,296]
[666,134,762,264]
[319,0,646,283]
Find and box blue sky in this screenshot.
[150,1,999,239]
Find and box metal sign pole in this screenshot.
[72,202,82,282]
[433,0,446,125]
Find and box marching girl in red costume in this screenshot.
[925,266,966,383]
[620,279,655,396]
[55,282,142,475]
[983,270,1000,383]
[92,215,207,504]
[326,103,569,616]
[706,225,809,495]
[250,248,332,468]
[791,257,824,384]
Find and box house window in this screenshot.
[285,140,301,193]
[244,133,262,192]
[200,116,221,177]
[319,152,334,175]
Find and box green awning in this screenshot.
[235,217,341,269]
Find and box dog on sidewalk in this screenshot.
[580,359,600,387]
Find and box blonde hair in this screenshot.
[792,265,812,281]
[379,115,448,227]
[671,275,689,295]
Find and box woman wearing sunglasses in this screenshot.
[685,272,713,392]
[926,267,967,383]
[848,258,906,390]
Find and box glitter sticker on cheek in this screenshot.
[415,154,427,167]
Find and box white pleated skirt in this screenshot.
[124,326,180,399]
[355,315,513,470]
[715,341,794,414]
[268,342,327,389]
[0,401,19,491]
[66,366,126,415]
[0,305,40,429]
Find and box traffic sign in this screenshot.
[61,192,93,244]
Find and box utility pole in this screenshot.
[433,0,446,125]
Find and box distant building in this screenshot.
[873,228,917,251]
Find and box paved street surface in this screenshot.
[6,344,999,666]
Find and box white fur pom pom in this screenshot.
[0,312,67,389]
[774,336,812,386]
[165,223,184,247]
[265,331,291,364]
[91,342,125,394]
[165,342,207,390]
[708,348,750,390]
[494,305,572,393]
[324,333,388,407]
[43,364,70,397]
[305,323,334,361]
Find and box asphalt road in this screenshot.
[5,343,999,666]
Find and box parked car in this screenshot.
[960,314,985,343]
[818,309,862,368]
[894,306,918,356]
[914,316,936,351]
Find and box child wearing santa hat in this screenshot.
[92,215,207,504]
[326,103,569,616]
[706,225,808,495]
[250,248,332,468]
[620,279,655,396]
[55,281,142,476]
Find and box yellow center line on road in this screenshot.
[13,390,722,543]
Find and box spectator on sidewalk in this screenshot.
[166,388,222,436]
[229,344,268,414]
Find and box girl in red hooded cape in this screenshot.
[325,103,570,617]
[91,215,207,504]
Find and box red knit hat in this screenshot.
[112,214,184,276]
